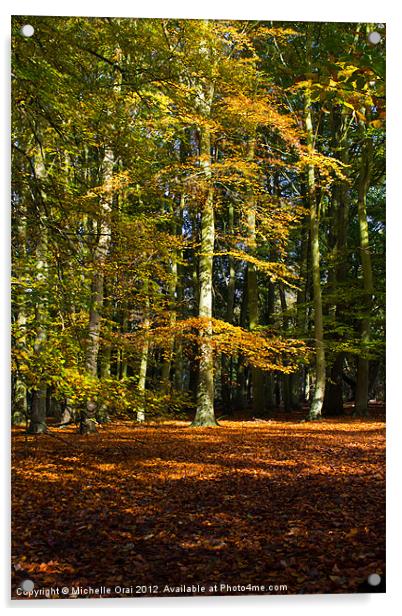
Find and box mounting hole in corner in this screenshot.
[20,579,35,592]
[20,24,35,38]
[368,31,381,45]
[367,573,381,587]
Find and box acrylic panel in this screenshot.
[11,16,386,600]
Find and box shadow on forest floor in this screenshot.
[11,416,385,599]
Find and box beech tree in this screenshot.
[11,17,385,429]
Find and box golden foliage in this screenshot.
[149,317,307,373]
[213,250,299,288]
[223,93,301,148]
[297,150,349,184]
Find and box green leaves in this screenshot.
[11,17,385,424]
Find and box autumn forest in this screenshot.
[11,17,385,598]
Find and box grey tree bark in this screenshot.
[13,200,28,425]
[27,153,48,434]
[192,113,217,426]
[221,202,236,411]
[245,137,265,416]
[304,83,326,421]
[355,130,374,416]
[81,147,114,434]
[137,284,150,423]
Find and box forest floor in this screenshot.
[11,409,385,599]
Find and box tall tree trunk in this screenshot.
[120,314,129,379]
[28,271,48,433]
[161,199,181,393]
[264,277,276,411]
[279,285,296,412]
[100,284,112,380]
[81,52,122,432]
[323,354,344,417]
[160,256,177,392]
[100,346,112,379]
[192,70,217,426]
[246,137,265,416]
[323,111,350,417]
[137,295,150,423]
[193,125,216,425]
[236,282,248,409]
[13,315,28,425]
[295,215,310,406]
[305,83,326,421]
[12,206,28,425]
[27,154,48,434]
[221,202,236,412]
[81,147,113,433]
[355,131,374,416]
[174,258,184,391]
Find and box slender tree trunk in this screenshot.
[100,286,112,380]
[100,346,112,379]
[174,262,184,391]
[245,137,265,416]
[248,259,265,416]
[27,154,48,434]
[279,285,296,412]
[323,112,350,416]
[264,277,276,411]
[355,132,374,416]
[137,333,149,423]
[192,76,217,426]
[137,284,150,422]
[221,202,236,411]
[236,283,248,409]
[161,201,180,393]
[12,208,28,425]
[160,259,177,392]
[81,147,114,433]
[120,314,129,379]
[29,389,47,434]
[323,354,344,416]
[304,84,326,420]
[28,302,48,433]
[295,210,311,406]
[81,52,122,432]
